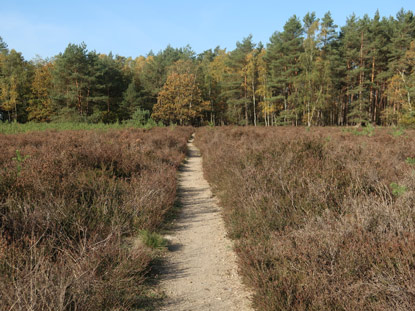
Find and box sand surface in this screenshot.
[159,135,252,311]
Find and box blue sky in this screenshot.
[0,0,413,60]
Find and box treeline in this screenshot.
[1,9,415,126]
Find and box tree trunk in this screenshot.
[370,55,376,122]
[284,96,287,124]
[252,79,257,126]
[209,82,213,124]
[358,31,364,125]
[107,88,110,113]
[76,79,82,115]
[244,75,248,126]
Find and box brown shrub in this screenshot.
[195,126,415,311]
[0,126,192,310]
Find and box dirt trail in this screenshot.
[159,135,252,311]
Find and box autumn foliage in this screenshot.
[0,127,192,310]
[152,72,209,125]
[195,126,415,310]
[27,62,53,122]
[1,10,415,126]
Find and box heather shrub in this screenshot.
[195,126,415,310]
[0,127,192,310]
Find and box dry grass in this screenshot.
[0,127,193,310]
[195,126,415,311]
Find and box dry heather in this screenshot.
[195,126,415,311]
[0,127,192,311]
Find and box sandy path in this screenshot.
[159,135,252,311]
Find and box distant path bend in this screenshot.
[159,134,252,311]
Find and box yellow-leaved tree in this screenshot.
[27,62,53,121]
[152,71,208,125]
[384,41,415,126]
[0,75,18,119]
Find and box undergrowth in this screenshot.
[0,126,192,310]
[0,120,161,135]
[195,126,415,311]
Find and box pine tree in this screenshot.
[245,49,257,125]
[267,15,304,125]
[95,53,129,121]
[298,12,321,126]
[120,78,143,119]
[0,36,8,54]
[339,14,371,125]
[51,43,96,119]
[223,35,255,125]
[388,9,415,75]
[317,11,340,125]
[196,49,217,124]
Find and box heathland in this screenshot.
[0,127,193,310]
[2,124,415,310]
[2,6,415,311]
[196,126,415,310]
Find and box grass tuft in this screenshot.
[139,230,168,249]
